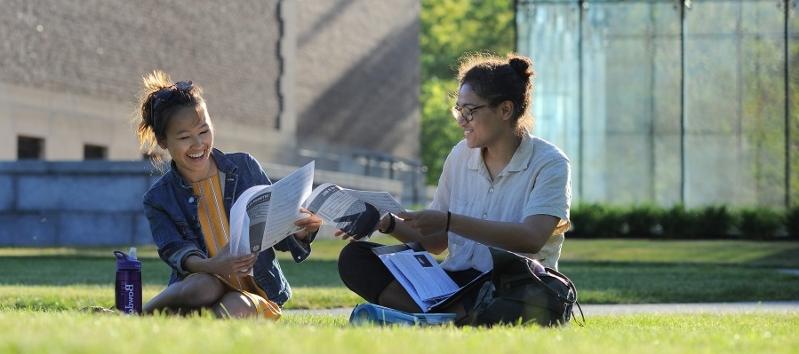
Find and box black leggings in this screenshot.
[337,241,483,311]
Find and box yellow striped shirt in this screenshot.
[192,173,280,319]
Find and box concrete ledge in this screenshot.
[0,160,156,175]
[17,175,149,212]
[0,213,58,246]
[57,212,135,246]
[1,160,405,247]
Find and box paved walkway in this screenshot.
[286,301,799,317]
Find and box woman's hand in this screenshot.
[399,210,448,237]
[334,212,392,241]
[293,208,322,241]
[333,229,353,241]
[202,250,257,277]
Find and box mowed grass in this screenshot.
[1,239,798,354]
[0,311,797,354]
[0,239,798,311]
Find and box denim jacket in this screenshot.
[142,148,314,306]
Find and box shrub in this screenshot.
[567,203,793,240]
[658,204,698,239]
[568,204,624,238]
[787,206,799,240]
[737,208,784,240]
[695,205,735,239]
[623,205,660,238]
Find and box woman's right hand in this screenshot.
[203,252,257,277]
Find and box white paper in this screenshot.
[305,183,363,224]
[378,250,460,311]
[228,162,314,255]
[343,189,405,215]
[260,161,315,251]
[304,183,383,239]
[229,184,270,256]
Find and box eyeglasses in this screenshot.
[151,81,193,113]
[451,104,486,124]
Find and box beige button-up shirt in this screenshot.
[430,134,572,272]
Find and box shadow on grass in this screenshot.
[747,247,799,268]
[3,255,798,303]
[0,255,343,287]
[559,260,799,303]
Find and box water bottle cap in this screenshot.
[114,250,141,270]
[128,247,137,260]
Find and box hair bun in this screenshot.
[508,55,534,80]
[142,70,174,94]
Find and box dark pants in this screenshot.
[337,241,484,312]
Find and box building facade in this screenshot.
[0,0,422,201]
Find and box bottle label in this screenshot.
[123,283,136,314]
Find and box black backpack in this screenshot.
[460,248,584,327]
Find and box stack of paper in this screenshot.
[378,250,461,310]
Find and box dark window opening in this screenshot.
[83,144,107,160]
[17,136,44,160]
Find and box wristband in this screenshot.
[379,213,396,234]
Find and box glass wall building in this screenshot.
[517,0,798,208]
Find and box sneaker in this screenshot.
[349,303,456,326]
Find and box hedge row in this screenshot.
[568,204,799,240]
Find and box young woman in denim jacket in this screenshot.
[135,71,322,318]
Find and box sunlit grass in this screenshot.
[0,311,796,354]
[1,239,797,312]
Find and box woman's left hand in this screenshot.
[294,207,322,241]
[399,210,448,237]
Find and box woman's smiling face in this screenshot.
[456,82,506,149]
[159,102,215,182]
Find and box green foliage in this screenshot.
[420,78,462,184]
[568,204,624,238]
[570,204,794,240]
[695,206,736,239]
[420,0,515,184]
[787,207,799,240]
[622,205,660,238]
[658,205,698,239]
[421,0,515,80]
[738,208,784,240]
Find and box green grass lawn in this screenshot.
[1,239,797,354]
[1,311,796,354]
[1,238,797,310]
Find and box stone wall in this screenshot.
[0,160,402,247]
[0,0,282,128]
[295,0,421,161]
[0,161,156,246]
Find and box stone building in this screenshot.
[0,0,423,246]
[0,0,422,197]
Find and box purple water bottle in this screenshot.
[114,247,142,314]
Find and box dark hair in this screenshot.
[136,70,205,166]
[457,53,535,136]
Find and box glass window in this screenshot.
[83,144,107,160]
[684,0,786,207]
[516,0,794,208]
[789,1,798,206]
[17,136,44,160]
[517,1,582,197]
[582,1,681,205]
